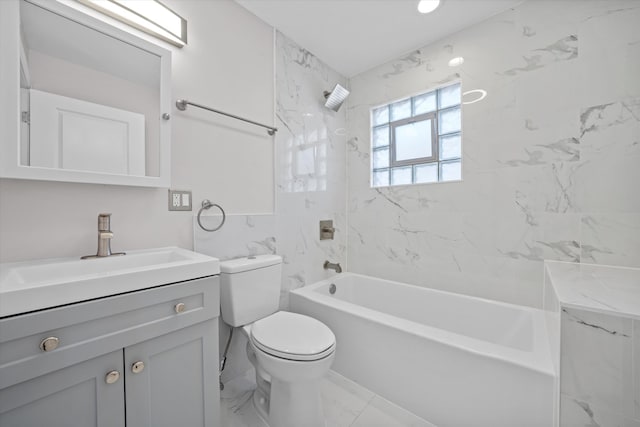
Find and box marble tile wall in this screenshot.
[194,31,347,381]
[194,213,278,381]
[194,214,277,261]
[543,268,561,425]
[544,262,640,427]
[194,31,347,308]
[346,0,640,308]
[274,31,348,309]
[560,308,640,427]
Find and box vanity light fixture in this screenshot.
[417,0,441,14]
[74,0,187,47]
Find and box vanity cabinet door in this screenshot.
[124,319,219,427]
[0,350,125,427]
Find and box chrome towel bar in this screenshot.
[176,99,278,136]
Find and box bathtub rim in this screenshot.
[290,273,555,378]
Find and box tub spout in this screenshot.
[323,260,342,273]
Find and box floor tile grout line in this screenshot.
[348,392,378,427]
[348,404,368,427]
[223,368,436,427]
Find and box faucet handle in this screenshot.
[81,213,124,259]
[98,213,111,231]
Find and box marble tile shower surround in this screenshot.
[194,32,347,381]
[194,214,277,261]
[544,262,640,427]
[560,308,639,427]
[194,32,347,307]
[346,0,640,308]
[195,2,638,312]
[274,31,348,309]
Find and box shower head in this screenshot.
[323,83,350,112]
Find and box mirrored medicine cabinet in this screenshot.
[0,0,172,187]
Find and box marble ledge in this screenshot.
[545,260,640,320]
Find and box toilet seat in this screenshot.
[250,311,336,361]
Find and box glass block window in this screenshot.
[371,83,461,187]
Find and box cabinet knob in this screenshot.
[39,336,60,352]
[174,302,186,313]
[131,361,145,374]
[105,370,120,384]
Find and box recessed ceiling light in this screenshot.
[448,57,464,67]
[417,0,441,14]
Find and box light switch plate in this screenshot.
[168,190,192,211]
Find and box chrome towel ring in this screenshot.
[197,199,226,232]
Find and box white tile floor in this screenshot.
[220,369,436,427]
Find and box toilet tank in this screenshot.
[219,255,282,327]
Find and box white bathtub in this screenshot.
[290,273,556,427]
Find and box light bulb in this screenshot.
[417,0,441,14]
[448,57,465,67]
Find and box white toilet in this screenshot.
[220,255,336,427]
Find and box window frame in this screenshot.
[370,81,462,188]
[389,111,438,168]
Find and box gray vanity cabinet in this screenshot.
[125,320,217,427]
[0,276,220,427]
[0,350,125,427]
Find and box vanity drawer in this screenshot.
[0,276,219,389]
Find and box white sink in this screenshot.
[0,247,219,317]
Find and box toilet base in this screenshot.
[252,386,269,424]
[246,341,333,427]
[252,377,325,427]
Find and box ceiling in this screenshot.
[235,0,523,78]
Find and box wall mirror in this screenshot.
[0,0,171,187]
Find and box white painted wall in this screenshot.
[0,0,275,263]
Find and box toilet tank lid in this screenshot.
[220,254,282,274]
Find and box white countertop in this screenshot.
[545,261,640,319]
[0,247,219,318]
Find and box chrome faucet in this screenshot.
[323,260,342,273]
[81,213,126,259]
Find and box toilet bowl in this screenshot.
[244,311,335,427]
[220,255,336,427]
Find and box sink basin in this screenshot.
[0,247,219,317]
